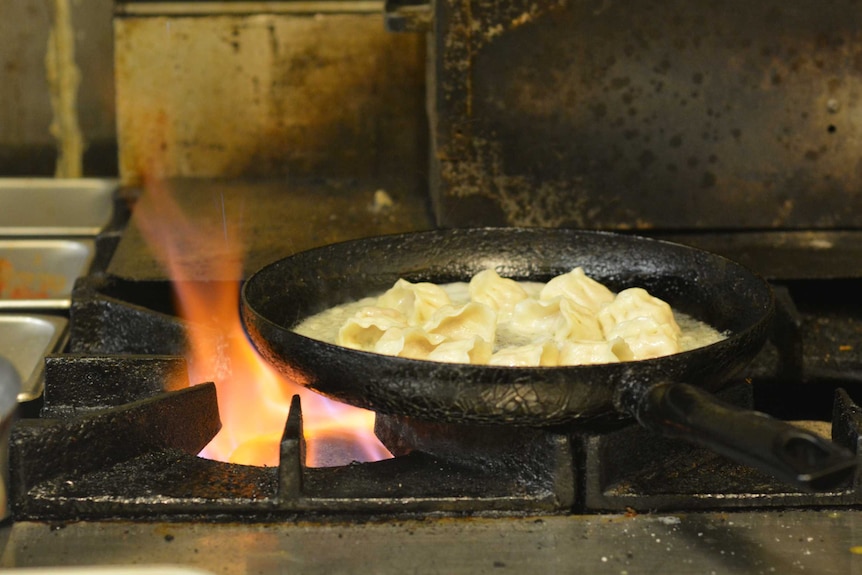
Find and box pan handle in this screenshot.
[620,382,857,491]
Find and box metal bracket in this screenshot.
[384,0,431,33]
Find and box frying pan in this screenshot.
[241,228,856,490]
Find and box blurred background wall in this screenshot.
[0,0,117,176]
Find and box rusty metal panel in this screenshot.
[430,0,862,230]
[115,8,425,185]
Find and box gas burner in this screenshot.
[8,269,862,521]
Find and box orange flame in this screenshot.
[132,175,391,467]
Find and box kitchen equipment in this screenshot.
[3,182,861,574]
[0,179,116,236]
[0,315,69,402]
[0,355,20,521]
[0,240,96,309]
[240,227,855,490]
[417,0,862,231]
[4,0,862,571]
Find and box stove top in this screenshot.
[2,179,861,574]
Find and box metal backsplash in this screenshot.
[426,0,862,230]
[114,1,427,186]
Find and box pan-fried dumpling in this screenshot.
[558,298,605,341]
[374,327,446,360]
[509,298,563,339]
[468,269,529,321]
[598,287,681,336]
[606,317,680,360]
[428,336,493,364]
[336,306,407,350]
[488,340,560,367]
[558,338,633,365]
[305,263,725,367]
[510,297,603,342]
[540,267,615,312]
[424,302,497,344]
[377,279,451,324]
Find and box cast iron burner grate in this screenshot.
[7,273,862,521]
[11,374,576,520]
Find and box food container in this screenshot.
[0,354,18,521]
[0,314,68,402]
[0,239,96,309]
[0,178,109,520]
[0,178,116,236]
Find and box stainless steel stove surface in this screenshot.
[1,179,861,574]
[2,510,860,574]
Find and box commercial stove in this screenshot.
[4,0,862,572]
[0,178,858,574]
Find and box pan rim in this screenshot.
[241,227,775,371]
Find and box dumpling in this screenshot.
[509,298,564,339]
[376,279,451,324]
[510,297,603,342]
[468,269,529,321]
[598,287,680,336]
[540,267,615,312]
[558,338,633,365]
[427,336,493,364]
[424,302,497,344]
[605,317,680,360]
[558,298,605,341]
[321,265,703,367]
[336,306,407,350]
[373,327,446,360]
[488,340,559,367]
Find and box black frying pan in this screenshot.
[241,228,856,490]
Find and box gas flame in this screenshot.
[132,175,391,467]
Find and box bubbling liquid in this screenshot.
[293,270,726,367]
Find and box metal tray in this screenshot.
[0,178,116,236]
[0,314,68,402]
[0,239,95,309]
